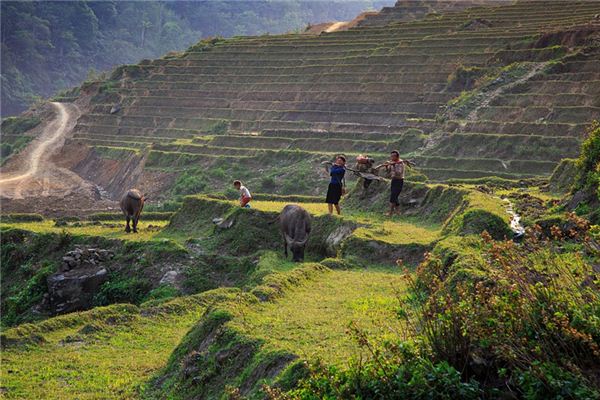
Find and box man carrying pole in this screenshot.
[375,150,414,216]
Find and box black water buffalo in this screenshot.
[120,189,145,233]
[279,204,311,262]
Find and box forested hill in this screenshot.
[0,0,392,117]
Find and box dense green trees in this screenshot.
[1,0,391,116]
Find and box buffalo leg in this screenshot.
[132,215,139,233]
[125,216,131,233]
[283,237,288,259]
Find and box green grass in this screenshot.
[230,268,406,364]
[2,260,408,399]
[353,219,440,245]
[248,200,442,245]
[249,200,330,215]
[0,220,169,242]
[0,298,213,399]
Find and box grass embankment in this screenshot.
[0,293,226,399]
[2,258,409,400]
[145,261,409,399]
[0,220,169,242]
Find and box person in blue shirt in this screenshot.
[325,155,346,215]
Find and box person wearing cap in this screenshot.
[325,155,346,215]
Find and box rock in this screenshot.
[325,224,356,257]
[47,247,115,314]
[61,256,77,271]
[160,270,179,285]
[213,217,234,229]
[47,267,108,315]
[110,104,121,114]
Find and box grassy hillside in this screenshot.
[2,1,600,399]
[3,172,598,398]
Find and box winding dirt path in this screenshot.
[1,102,73,184]
[0,102,96,201]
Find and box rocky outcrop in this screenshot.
[46,247,114,314]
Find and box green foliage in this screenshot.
[0,132,34,164]
[451,208,512,239]
[574,121,600,196]
[93,273,152,306]
[1,1,389,115]
[172,169,208,195]
[412,223,600,396]
[2,261,56,328]
[0,229,75,327]
[515,362,600,400]
[143,285,180,304]
[0,116,41,134]
[289,348,482,400]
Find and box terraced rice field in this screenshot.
[63,0,600,184]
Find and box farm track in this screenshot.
[0,102,116,214]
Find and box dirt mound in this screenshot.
[303,11,378,35]
[533,24,600,49]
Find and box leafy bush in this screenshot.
[285,217,600,399]
[93,274,152,306]
[283,340,482,400]
[172,169,208,195]
[574,121,600,197]
[205,119,229,134]
[1,261,56,327]
[1,116,41,135]
[412,221,600,396]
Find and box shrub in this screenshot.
[1,261,56,327]
[0,143,12,158]
[93,274,153,306]
[1,116,41,135]
[284,340,482,400]
[411,224,600,395]
[446,65,486,91]
[205,119,229,134]
[574,121,600,196]
[172,169,208,195]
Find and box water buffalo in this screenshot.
[120,189,145,233]
[279,204,311,262]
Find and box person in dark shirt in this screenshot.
[325,155,346,215]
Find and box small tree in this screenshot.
[574,120,600,198]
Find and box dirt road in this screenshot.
[0,102,104,207]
